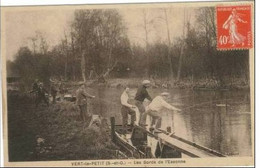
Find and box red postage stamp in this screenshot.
[216,5,252,50]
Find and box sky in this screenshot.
[3,5,196,61]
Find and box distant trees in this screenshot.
[28,31,49,55]
[9,47,52,90]
[7,7,249,89]
[182,7,249,85]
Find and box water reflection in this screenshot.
[89,87,252,157]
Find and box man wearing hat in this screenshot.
[135,80,153,126]
[76,83,95,122]
[146,92,181,130]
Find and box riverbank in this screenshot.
[7,91,120,161]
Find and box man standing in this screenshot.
[50,83,58,104]
[32,79,39,91]
[31,79,39,98]
[121,87,136,134]
[76,83,95,122]
[59,82,65,101]
[146,92,181,130]
[135,80,152,126]
[35,83,49,108]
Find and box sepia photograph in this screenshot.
[1,1,254,167]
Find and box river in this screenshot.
[87,87,252,157]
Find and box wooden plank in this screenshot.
[114,124,224,158]
[136,125,224,157]
[158,134,217,157]
[156,128,225,157]
[170,134,225,157]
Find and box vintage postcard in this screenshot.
[1,0,254,167]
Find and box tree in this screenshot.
[196,7,216,78]
[162,8,174,80]
[28,31,49,55]
[141,9,154,77]
[71,9,130,81]
[10,46,53,90]
[177,8,187,81]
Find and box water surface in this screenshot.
[88,87,252,157]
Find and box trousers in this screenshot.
[78,104,90,121]
[146,109,162,129]
[121,105,136,133]
[135,100,147,125]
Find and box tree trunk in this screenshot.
[81,50,87,82]
[177,44,184,81]
[177,9,186,81]
[64,52,68,81]
[71,32,76,81]
[108,46,113,67]
[164,9,174,80]
[143,10,150,77]
[103,60,118,78]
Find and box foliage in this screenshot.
[7,7,249,89]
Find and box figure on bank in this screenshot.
[30,79,39,98]
[50,82,58,104]
[35,82,49,108]
[76,83,95,122]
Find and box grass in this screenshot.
[7,91,119,161]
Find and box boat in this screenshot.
[110,117,226,158]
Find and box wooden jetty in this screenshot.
[110,117,225,158]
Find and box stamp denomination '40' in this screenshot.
[216,5,252,50]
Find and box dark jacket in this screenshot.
[50,85,58,95]
[37,87,48,97]
[32,82,39,91]
[135,85,152,102]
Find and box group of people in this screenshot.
[30,79,67,107]
[50,81,66,104]
[31,78,181,131]
[74,80,181,131]
[120,80,181,133]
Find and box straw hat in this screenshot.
[161,92,170,96]
[142,80,151,85]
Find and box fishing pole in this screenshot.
[174,98,234,111]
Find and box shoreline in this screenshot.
[84,78,250,91]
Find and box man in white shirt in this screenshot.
[146,92,181,130]
[121,87,136,133]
